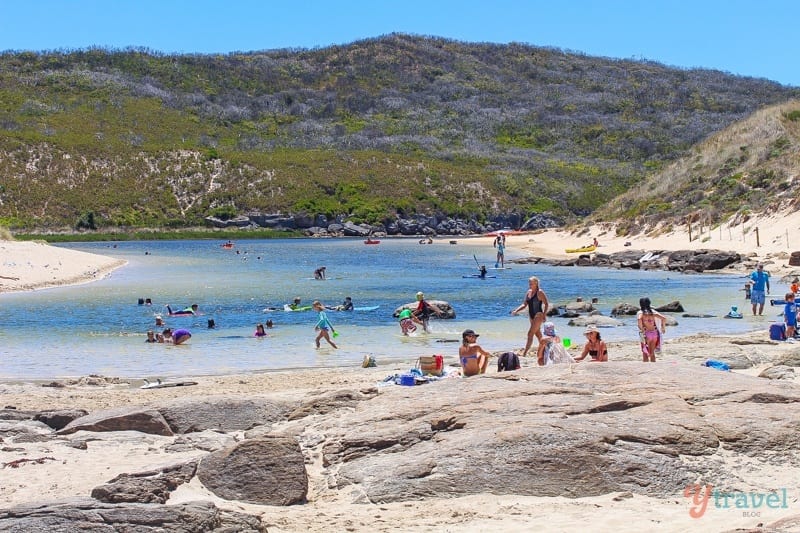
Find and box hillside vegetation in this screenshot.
[0,34,798,230]
[590,100,800,235]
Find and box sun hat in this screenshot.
[584,325,599,336]
[543,322,556,336]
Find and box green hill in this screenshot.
[0,34,797,230]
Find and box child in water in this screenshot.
[312,301,338,349]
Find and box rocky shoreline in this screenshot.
[2,333,800,532]
[514,248,746,273]
[205,212,562,237]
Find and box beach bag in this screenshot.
[497,352,521,372]
[769,323,786,341]
[361,355,377,368]
[417,355,444,376]
[703,359,730,371]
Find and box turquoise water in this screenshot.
[0,238,774,379]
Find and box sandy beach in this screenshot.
[0,240,127,293]
[2,232,800,531]
[503,209,800,280]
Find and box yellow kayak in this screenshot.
[565,245,597,254]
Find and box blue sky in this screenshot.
[1,0,797,86]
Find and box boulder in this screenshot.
[91,460,198,504]
[287,389,379,421]
[778,349,800,367]
[157,396,291,434]
[0,420,55,443]
[196,437,308,505]
[0,500,265,532]
[34,409,89,430]
[567,315,625,327]
[0,408,38,422]
[759,365,796,380]
[248,213,297,229]
[58,406,173,436]
[340,221,372,237]
[666,250,741,272]
[611,303,638,316]
[393,300,456,319]
[655,301,684,313]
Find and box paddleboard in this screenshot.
[354,305,380,311]
[284,304,313,312]
[489,266,512,270]
[462,274,497,278]
[140,379,198,390]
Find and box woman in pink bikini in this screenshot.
[637,297,666,362]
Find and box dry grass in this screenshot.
[597,99,800,232]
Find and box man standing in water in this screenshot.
[749,263,770,316]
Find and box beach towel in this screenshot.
[640,329,662,357]
[544,341,574,365]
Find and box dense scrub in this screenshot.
[0,34,797,229]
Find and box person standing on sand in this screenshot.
[510,276,549,358]
[312,300,337,349]
[637,297,666,362]
[783,292,797,339]
[749,263,770,316]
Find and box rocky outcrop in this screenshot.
[91,460,198,504]
[393,300,456,319]
[315,364,800,503]
[3,363,800,524]
[209,212,562,237]
[196,437,308,505]
[157,396,291,434]
[516,249,743,272]
[58,406,173,436]
[0,500,265,532]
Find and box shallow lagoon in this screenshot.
[0,238,770,379]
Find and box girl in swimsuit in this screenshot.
[510,276,549,361]
[574,325,608,362]
[637,297,666,362]
[312,301,338,349]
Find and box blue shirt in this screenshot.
[750,270,770,291]
[785,302,797,326]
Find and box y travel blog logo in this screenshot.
[684,484,790,518]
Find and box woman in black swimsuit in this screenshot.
[511,276,549,358]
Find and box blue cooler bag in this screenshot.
[769,323,786,341]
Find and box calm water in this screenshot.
[0,238,773,379]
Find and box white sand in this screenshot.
[0,240,126,293]
[502,210,800,279]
